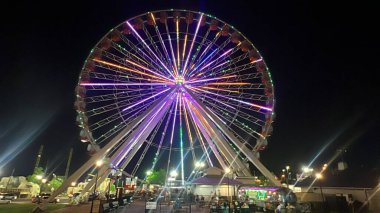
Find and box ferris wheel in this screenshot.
[55,9,279,198]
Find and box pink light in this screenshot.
[184,98,213,166]
[165,21,178,74]
[116,100,169,166]
[169,93,179,144]
[125,58,173,82]
[80,83,170,86]
[197,48,233,72]
[188,86,272,111]
[182,14,203,75]
[187,75,236,84]
[126,21,175,78]
[122,88,171,111]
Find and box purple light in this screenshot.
[80,83,170,86]
[122,88,171,112]
[187,86,273,111]
[183,13,203,75]
[186,75,236,84]
[115,100,169,166]
[165,23,178,74]
[184,98,214,167]
[126,21,175,78]
[187,48,218,76]
[196,48,233,73]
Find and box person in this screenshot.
[275,202,284,213]
[241,202,249,213]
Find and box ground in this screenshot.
[0,203,66,213]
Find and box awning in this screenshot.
[192,175,242,185]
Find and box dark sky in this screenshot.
[0,1,379,184]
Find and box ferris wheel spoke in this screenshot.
[200,96,265,125]
[207,106,263,139]
[182,97,197,165]
[97,50,173,82]
[87,90,163,117]
[186,97,245,171]
[190,30,222,71]
[164,21,179,75]
[114,92,176,167]
[165,93,180,182]
[176,19,181,71]
[110,39,151,67]
[185,28,211,75]
[200,52,251,79]
[92,59,170,83]
[191,90,268,115]
[182,13,204,75]
[199,86,268,102]
[126,21,175,78]
[87,92,158,115]
[131,106,169,176]
[187,86,272,112]
[118,34,165,73]
[149,101,175,173]
[188,46,237,77]
[85,88,159,104]
[185,98,216,167]
[148,13,177,75]
[182,22,189,69]
[141,24,173,72]
[122,87,171,112]
[187,35,232,77]
[95,105,151,145]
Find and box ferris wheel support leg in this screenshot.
[186,103,228,169]
[48,89,174,202]
[80,92,175,194]
[189,102,251,176]
[186,90,281,187]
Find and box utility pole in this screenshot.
[64,148,73,179]
[5,168,15,191]
[34,145,44,173]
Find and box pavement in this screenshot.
[49,200,267,213]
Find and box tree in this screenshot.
[27,167,44,184]
[48,176,64,191]
[146,169,166,185]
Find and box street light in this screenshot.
[195,162,205,178]
[90,160,103,213]
[315,173,325,203]
[170,170,178,178]
[283,166,290,188]
[225,168,232,210]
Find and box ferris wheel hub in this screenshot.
[175,75,185,85]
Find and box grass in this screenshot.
[0,203,66,213]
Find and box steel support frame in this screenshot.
[186,89,281,186]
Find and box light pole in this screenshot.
[90,160,103,213]
[316,173,324,203]
[285,166,290,188]
[225,168,231,210]
[195,161,205,178]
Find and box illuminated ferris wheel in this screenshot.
[56,9,279,197]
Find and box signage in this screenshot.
[146,201,157,210]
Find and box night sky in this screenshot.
[1,1,379,185]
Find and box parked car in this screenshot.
[32,193,59,203]
[0,199,11,204]
[0,193,17,200]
